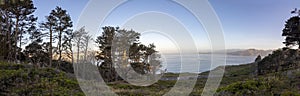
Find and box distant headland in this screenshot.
[199,49,273,56]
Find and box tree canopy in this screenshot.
[95,26,163,82]
[282,8,300,49]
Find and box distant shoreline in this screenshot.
[199,49,273,56]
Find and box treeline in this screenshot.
[0,0,80,69]
[0,0,163,82]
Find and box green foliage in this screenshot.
[258,49,300,75]
[282,16,300,48]
[282,8,300,49]
[0,0,37,62]
[213,49,300,95]
[107,80,176,96]
[217,79,268,95]
[40,6,73,67]
[0,62,83,95]
[95,26,164,82]
[24,41,49,67]
[216,76,300,96]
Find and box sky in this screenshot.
[33,0,300,53]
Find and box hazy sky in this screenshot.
[33,0,300,52]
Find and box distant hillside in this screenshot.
[227,49,272,56]
[199,49,272,56]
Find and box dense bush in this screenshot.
[0,62,84,95]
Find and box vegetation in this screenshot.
[282,8,300,49]
[0,1,300,95]
[0,0,37,61]
[95,26,164,82]
[0,61,84,95]
[0,0,165,95]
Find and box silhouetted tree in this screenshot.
[95,26,163,82]
[0,0,37,62]
[42,6,73,67]
[0,7,11,61]
[255,55,261,62]
[24,25,48,67]
[62,30,73,64]
[95,26,118,82]
[53,6,73,67]
[40,10,57,67]
[282,8,300,49]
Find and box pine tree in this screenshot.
[24,23,48,67]
[5,0,37,62]
[40,12,56,67]
[41,6,73,67]
[95,26,163,82]
[282,8,300,49]
[95,26,117,82]
[52,6,73,67]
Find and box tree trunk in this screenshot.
[70,44,74,65]
[49,25,52,67]
[19,29,22,53]
[19,26,24,62]
[7,18,12,62]
[58,29,62,68]
[84,40,88,61]
[77,38,80,63]
[14,17,19,63]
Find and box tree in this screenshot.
[62,30,73,64]
[129,43,162,75]
[95,26,163,82]
[0,7,12,61]
[282,8,300,49]
[95,26,118,82]
[5,0,37,62]
[147,52,163,75]
[73,27,87,63]
[52,6,73,67]
[255,55,261,62]
[24,25,48,68]
[112,29,141,78]
[41,6,73,67]
[40,11,56,67]
[0,0,37,62]
[82,34,92,61]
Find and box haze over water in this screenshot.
[163,54,256,73]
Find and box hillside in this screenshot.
[227,49,272,56]
[0,62,84,95]
[214,49,300,96]
[258,49,300,75]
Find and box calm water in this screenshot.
[161,54,256,73]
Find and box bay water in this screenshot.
[162,54,256,73]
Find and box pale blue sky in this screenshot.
[33,0,300,52]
